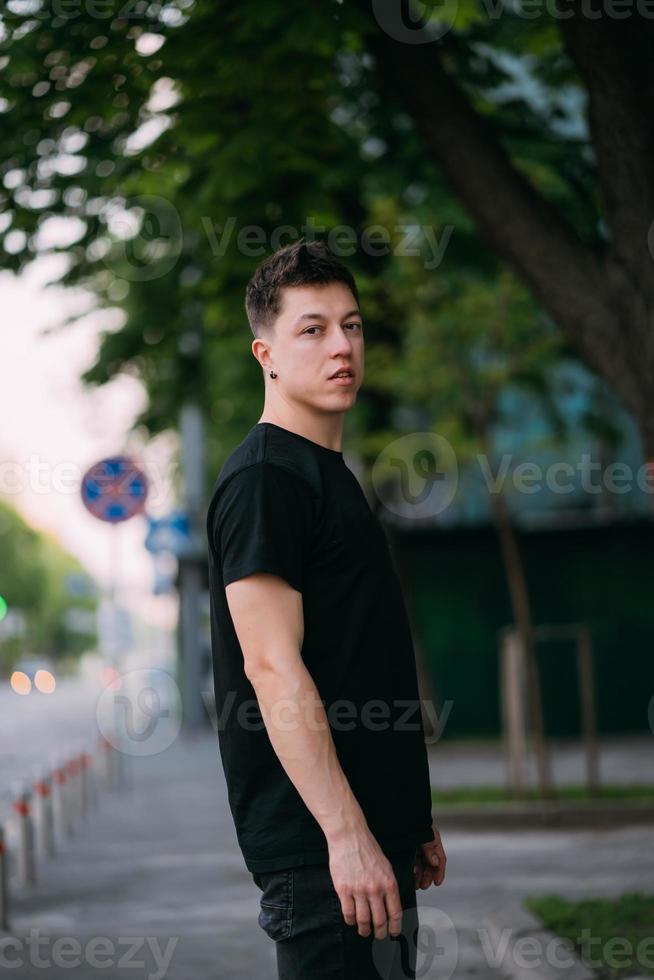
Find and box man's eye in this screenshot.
[303,323,362,334]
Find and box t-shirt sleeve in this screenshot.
[210,461,314,594]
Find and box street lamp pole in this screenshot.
[177,292,208,730]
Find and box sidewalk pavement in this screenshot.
[6,733,654,980]
[426,733,654,790]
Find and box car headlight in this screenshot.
[34,669,56,694]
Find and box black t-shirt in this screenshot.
[206,421,434,873]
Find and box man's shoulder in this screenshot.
[207,424,323,516]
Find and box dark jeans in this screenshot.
[252,848,419,980]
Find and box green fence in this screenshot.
[398,519,654,739]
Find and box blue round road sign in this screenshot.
[81,456,148,524]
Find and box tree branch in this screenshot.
[558,10,654,355]
[350,0,644,413]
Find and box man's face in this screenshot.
[265,282,364,413]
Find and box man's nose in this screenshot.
[329,326,355,356]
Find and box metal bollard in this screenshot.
[0,824,9,930]
[32,769,55,860]
[72,756,82,822]
[79,751,92,815]
[51,762,73,841]
[112,731,126,792]
[11,785,36,887]
[65,755,82,826]
[64,757,76,825]
[85,750,98,809]
[97,734,114,788]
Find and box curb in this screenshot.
[431,800,654,830]
[481,899,596,980]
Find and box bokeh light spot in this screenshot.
[10,670,31,695]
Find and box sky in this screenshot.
[0,253,178,629]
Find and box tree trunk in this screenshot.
[487,488,554,800]
[352,1,654,463]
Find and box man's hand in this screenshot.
[328,831,403,941]
[414,822,446,889]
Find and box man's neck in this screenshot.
[257,409,344,453]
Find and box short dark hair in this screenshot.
[245,237,360,338]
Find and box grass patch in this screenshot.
[526,892,654,979]
[431,785,654,805]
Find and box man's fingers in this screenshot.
[414,852,433,889]
[431,838,446,885]
[384,886,404,938]
[369,893,389,940]
[420,829,447,887]
[338,871,406,938]
[355,894,372,937]
[341,894,357,928]
[418,852,433,889]
[435,848,447,885]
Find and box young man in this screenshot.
[206,239,446,980]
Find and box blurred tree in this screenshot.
[1,0,645,474]
[3,0,646,757]
[0,502,97,671]
[350,0,654,458]
[367,252,567,794]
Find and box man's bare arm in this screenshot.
[225,571,403,940]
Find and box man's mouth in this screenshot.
[328,368,355,387]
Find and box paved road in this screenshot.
[6,733,654,980]
[0,656,182,823]
[0,676,100,821]
[3,667,650,824]
[2,666,652,978]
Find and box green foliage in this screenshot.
[526,892,654,978]
[432,785,654,804]
[0,502,97,671]
[0,1,607,483]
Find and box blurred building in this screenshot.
[388,361,654,739]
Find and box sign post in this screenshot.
[81,456,149,781]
